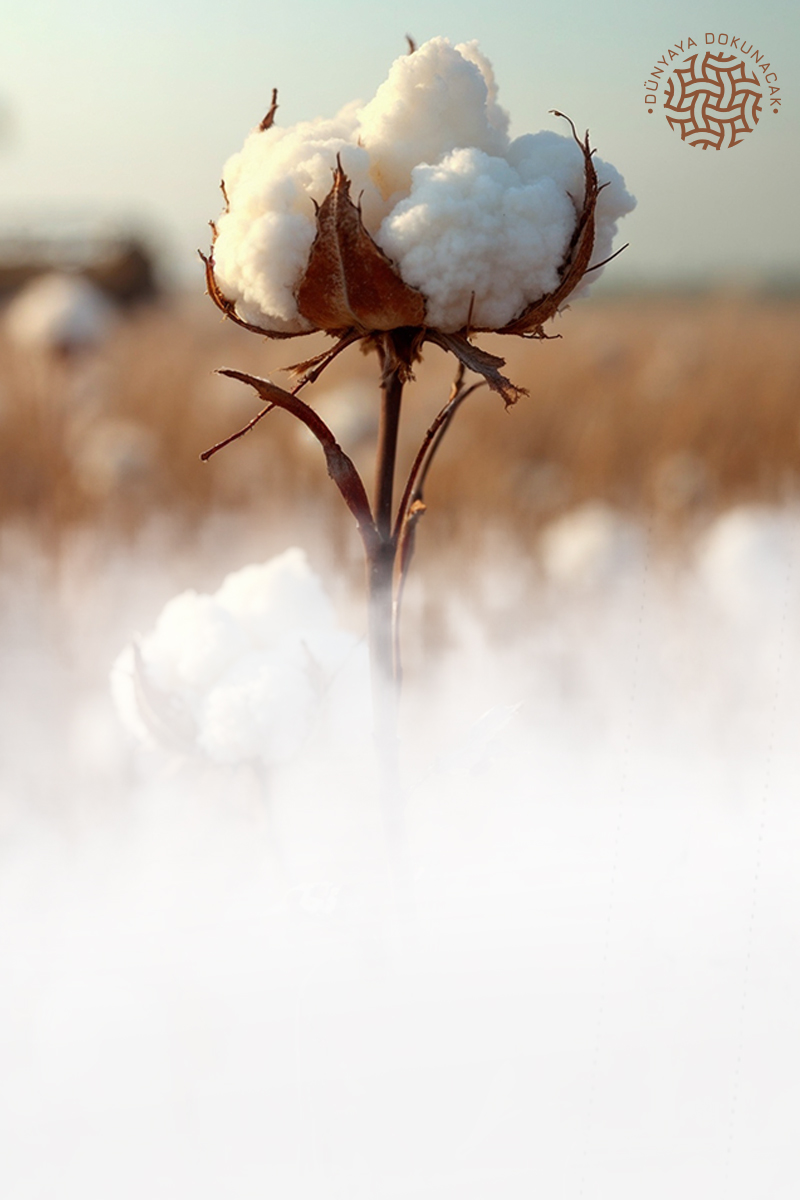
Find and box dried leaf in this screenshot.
[426,330,526,406]
[286,331,362,387]
[296,162,426,334]
[259,88,279,132]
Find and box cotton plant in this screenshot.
[200,36,635,770]
[111,548,368,770]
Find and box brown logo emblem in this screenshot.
[645,35,781,150]
[665,52,762,148]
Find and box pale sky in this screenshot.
[1,0,798,289]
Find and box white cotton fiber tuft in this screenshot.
[199,648,317,765]
[357,36,510,201]
[212,38,635,334]
[141,591,250,695]
[214,548,336,645]
[111,548,365,768]
[376,149,574,330]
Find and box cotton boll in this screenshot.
[110,643,198,752]
[379,149,575,331]
[212,208,315,332]
[141,591,250,696]
[507,131,634,222]
[358,37,510,201]
[214,549,337,648]
[210,37,634,336]
[111,549,366,767]
[594,157,637,226]
[586,157,636,288]
[199,647,316,766]
[507,132,586,196]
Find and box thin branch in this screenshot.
[584,243,629,274]
[201,330,362,458]
[416,384,482,501]
[209,369,379,554]
[393,379,482,544]
[392,374,483,674]
[200,401,276,460]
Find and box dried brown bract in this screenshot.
[296,161,427,334]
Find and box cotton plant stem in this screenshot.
[367,341,406,842]
[375,357,403,545]
[392,375,482,673]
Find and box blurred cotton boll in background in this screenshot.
[2,272,119,473]
[111,548,369,771]
[4,271,116,359]
[538,502,644,591]
[695,506,797,627]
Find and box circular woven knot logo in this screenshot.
[666,52,762,148]
[644,34,781,150]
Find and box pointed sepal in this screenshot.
[296,162,426,334]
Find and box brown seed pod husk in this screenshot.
[296,161,426,334]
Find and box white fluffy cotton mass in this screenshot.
[111,548,366,768]
[212,38,635,334]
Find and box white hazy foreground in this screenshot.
[1,507,799,1198]
[213,38,635,333]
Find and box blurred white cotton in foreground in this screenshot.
[111,548,367,767]
[538,502,643,589]
[696,506,795,625]
[4,272,116,356]
[212,36,635,333]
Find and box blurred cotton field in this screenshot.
[1,286,800,1197]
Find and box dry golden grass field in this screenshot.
[1,289,798,573]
